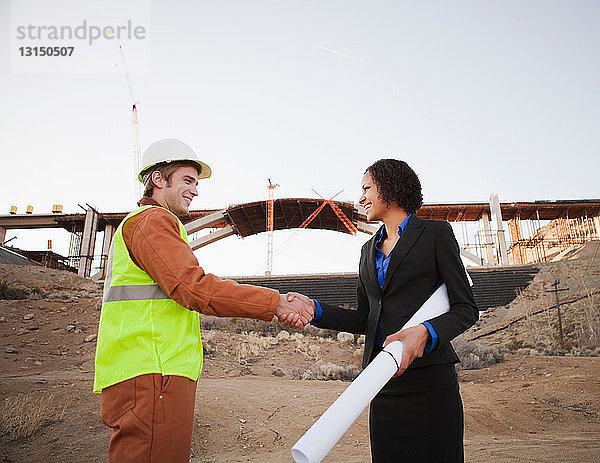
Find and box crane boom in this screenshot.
[119,45,142,200]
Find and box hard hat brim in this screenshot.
[138,159,212,183]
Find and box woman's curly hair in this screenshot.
[366,159,423,214]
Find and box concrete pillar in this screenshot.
[480,212,496,266]
[490,194,509,266]
[594,216,600,239]
[99,224,115,280]
[0,227,6,245]
[78,208,99,278]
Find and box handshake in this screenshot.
[275,292,316,328]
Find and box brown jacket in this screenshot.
[121,197,279,320]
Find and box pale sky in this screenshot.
[1,0,598,276]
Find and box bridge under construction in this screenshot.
[1,197,599,279]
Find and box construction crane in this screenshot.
[119,45,142,200]
[266,179,279,276]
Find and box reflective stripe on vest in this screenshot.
[103,284,170,303]
[93,205,203,393]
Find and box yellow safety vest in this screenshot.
[93,205,203,393]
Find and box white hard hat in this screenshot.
[138,138,212,183]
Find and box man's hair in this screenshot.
[142,161,201,197]
[365,159,423,214]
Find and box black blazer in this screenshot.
[319,215,478,369]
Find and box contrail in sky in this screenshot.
[320,45,376,69]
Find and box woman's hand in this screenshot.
[383,324,430,378]
[276,292,316,326]
[275,294,314,327]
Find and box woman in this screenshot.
[286,159,478,462]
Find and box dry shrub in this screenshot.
[237,343,262,363]
[0,392,68,440]
[201,329,216,343]
[292,363,360,381]
[201,330,217,357]
[236,333,275,363]
[247,332,275,350]
[200,315,227,331]
[290,333,321,359]
[352,347,364,360]
[453,337,506,371]
[0,280,29,300]
[302,324,339,339]
[202,343,217,357]
[231,318,275,335]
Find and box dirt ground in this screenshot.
[1,257,599,462]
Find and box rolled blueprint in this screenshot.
[401,282,450,329]
[291,283,452,463]
[291,341,404,463]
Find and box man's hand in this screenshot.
[382,324,430,378]
[275,294,314,328]
[286,292,315,312]
[278,292,316,327]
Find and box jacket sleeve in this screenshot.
[123,208,279,321]
[317,250,370,334]
[427,221,479,345]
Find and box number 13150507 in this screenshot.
[18,46,74,56]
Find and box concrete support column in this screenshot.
[480,212,496,266]
[99,224,115,280]
[78,208,99,278]
[490,194,509,266]
[0,227,6,245]
[594,216,600,239]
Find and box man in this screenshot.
[94,138,313,463]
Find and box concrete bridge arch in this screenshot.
[185,198,377,250]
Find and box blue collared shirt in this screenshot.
[312,214,439,353]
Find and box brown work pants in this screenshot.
[100,374,197,463]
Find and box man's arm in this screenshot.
[123,207,310,323]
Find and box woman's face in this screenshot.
[358,172,387,221]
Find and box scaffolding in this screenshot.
[67,224,82,270]
[505,215,599,264]
[463,215,600,266]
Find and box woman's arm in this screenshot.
[285,251,371,334]
[427,221,479,345]
[317,271,370,334]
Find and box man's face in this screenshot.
[358,172,387,221]
[160,165,199,216]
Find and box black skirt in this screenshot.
[369,363,464,463]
